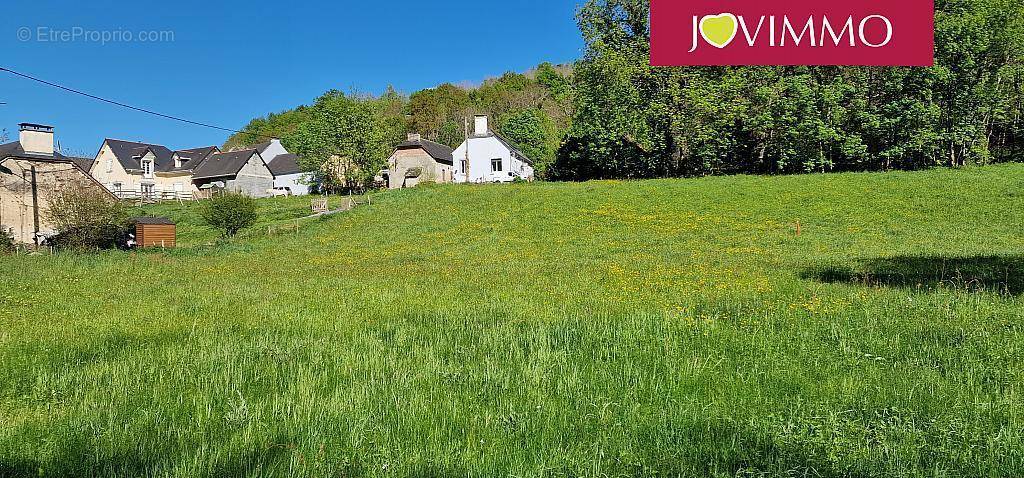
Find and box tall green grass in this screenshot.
[1,165,1023,477]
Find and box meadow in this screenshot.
[1,164,1023,477]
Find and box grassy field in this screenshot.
[1,164,1023,477]
[133,195,357,247]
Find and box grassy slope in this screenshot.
[134,195,354,247]
[1,165,1023,477]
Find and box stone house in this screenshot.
[191,149,275,198]
[386,134,455,189]
[0,124,114,244]
[90,139,219,199]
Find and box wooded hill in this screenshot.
[226,0,1024,184]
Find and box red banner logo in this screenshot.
[651,0,935,66]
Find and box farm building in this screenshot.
[385,134,455,189]
[452,115,534,183]
[267,153,309,196]
[191,149,274,198]
[0,123,115,244]
[252,139,310,196]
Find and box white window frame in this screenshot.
[491,158,503,172]
[142,159,154,179]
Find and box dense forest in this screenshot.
[225,0,1024,184]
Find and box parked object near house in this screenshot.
[133,217,176,248]
[253,139,310,196]
[0,123,115,244]
[386,134,455,189]
[90,139,220,201]
[452,115,535,184]
[191,149,274,198]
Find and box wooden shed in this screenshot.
[134,217,176,248]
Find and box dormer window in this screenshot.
[174,157,183,169]
[142,159,154,178]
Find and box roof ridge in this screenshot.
[105,138,166,147]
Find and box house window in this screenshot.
[491,158,502,172]
[142,159,154,178]
[460,160,467,174]
[112,182,122,191]
[106,159,113,173]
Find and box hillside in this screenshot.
[2,165,1024,476]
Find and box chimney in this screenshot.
[19,123,54,156]
[407,133,421,142]
[474,115,488,136]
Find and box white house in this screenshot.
[266,153,310,196]
[452,115,534,183]
[253,139,310,196]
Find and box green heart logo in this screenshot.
[699,13,738,49]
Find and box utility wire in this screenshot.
[0,66,277,141]
[0,66,353,174]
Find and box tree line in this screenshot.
[225,0,1024,184]
[224,64,573,188]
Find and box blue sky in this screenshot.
[0,0,585,154]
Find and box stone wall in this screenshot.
[0,159,111,244]
[388,148,453,189]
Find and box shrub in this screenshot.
[201,193,258,237]
[47,224,133,251]
[45,186,131,250]
[0,227,15,253]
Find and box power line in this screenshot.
[0,66,276,141]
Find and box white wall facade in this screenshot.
[260,140,289,161]
[451,136,534,184]
[274,173,311,196]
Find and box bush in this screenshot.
[45,187,131,250]
[0,227,15,253]
[201,193,258,237]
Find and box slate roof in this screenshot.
[252,141,274,155]
[0,140,115,197]
[267,153,301,176]
[192,149,260,180]
[173,146,219,171]
[0,140,68,162]
[104,139,175,172]
[396,138,454,165]
[0,141,99,172]
[69,156,94,172]
[483,131,534,166]
[104,139,226,173]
